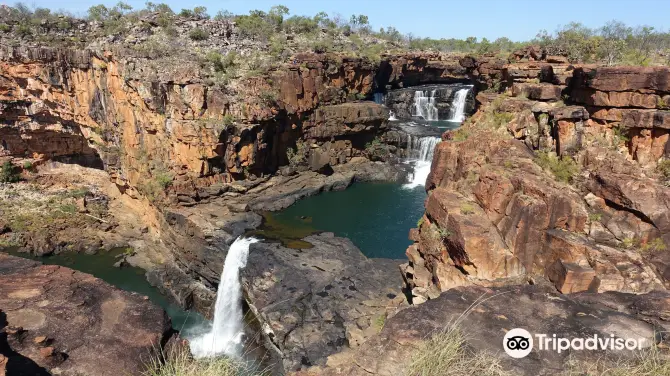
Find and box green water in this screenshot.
[254,182,427,259]
[2,247,208,336]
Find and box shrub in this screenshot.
[22,161,33,170]
[0,24,11,32]
[417,216,425,227]
[222,114,234,126]
[613,125,630,143]
[640,238,667,254]
[588,213,602,222]
[460,203,475,215]
[365,138,383,153]
[657,159,670,183]
[535,151,580,183]
[286,142,307,167]
[0,162,20,183]
[189,28,209,41]
[155,171,173,189]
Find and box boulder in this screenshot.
[317,284,670,376]
[0,253,172,376]
[240,233,407,373]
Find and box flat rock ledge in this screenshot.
[241,233,408,373]
[316,283,670,376]
[0,253,172,376]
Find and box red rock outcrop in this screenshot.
[404,64,670,302]
[0,253,172,376]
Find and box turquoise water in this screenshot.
[257,182,427,259]
[2,247,207,335]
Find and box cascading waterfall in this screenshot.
[412,90,439,121]
[389,110,398,121]
[403,135,440,189]
[190,237,259,358]
[448,87,472,122]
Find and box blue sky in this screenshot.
[18,0,670,41]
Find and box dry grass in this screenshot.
[405,325,510,376]
[143,346,264,376]
[562,345,670,376]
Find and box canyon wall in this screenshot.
[403,60,670,303]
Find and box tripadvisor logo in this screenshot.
[503,328,648,358]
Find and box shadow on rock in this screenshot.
[0,311,51,376]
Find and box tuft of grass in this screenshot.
[535,151,580,183]
[373,313,387,333]
[143,346,262,376]
[562,345,670,376]
[417,217,425,227]
[460,203,475,215]
[589,213,602,222]
[657,159,670,185]
[406,325,510,376]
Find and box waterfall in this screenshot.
[373,92,385,104]
[448,87,472,122]
[403,135,440,189]
[412,90,439,121]
[389,110,398,121]
[190,237,259,358]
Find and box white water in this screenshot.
[190,237,259,358]
[403,135,440,189]
[448,87,472,122]
[389,110,398,121]
[412,90,439,121]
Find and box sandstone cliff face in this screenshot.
[403,63,670,303]
[0,48,490,205]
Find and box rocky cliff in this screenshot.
[403,62,670,303]
[0,253,173,376]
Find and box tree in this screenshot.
[599,20,631,65]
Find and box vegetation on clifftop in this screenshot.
[2,3,669,67]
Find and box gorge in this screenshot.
[2,5,670,376]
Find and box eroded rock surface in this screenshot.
[0,253,172,376]
[316,284,670,376]
[241,233,408,373]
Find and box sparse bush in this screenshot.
[0,24,11,33]
[155,171,173,189]
[365,138,383,153]
[535,151,580,183]
[640,238,667,254]
[222,114,234,126]
[460,203,475,215]
[451,128,470,142]
[0,162,20,183]
[657,159,670,184]
[588,213,602,222]
[189,28,209,41]
[613,125,630,143]
[22,161,33,170]
[286,142,307,167]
